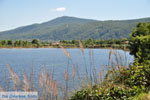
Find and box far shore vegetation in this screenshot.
[0,38,129,50]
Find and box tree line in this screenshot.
[0,38,129,49]
[60,38,129,49]
[0,39,42,48]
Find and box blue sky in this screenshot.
[0,0,150,31]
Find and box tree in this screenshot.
[14,40,19,47]
[23,41,30,47]
[129,22,150,63]
[32,39,39,45]
[1,40,7,45]
[0,41,2,47]
[7,40,13,46]
[18,40,23,46]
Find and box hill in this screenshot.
[0,16,150,40]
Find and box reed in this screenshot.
[30,63,34,91]
[7,64,22,91]
[23,70,30,91]
[0,85,4,91]
[61,46,70,59]
[64,69,69,100]
[72,65,75,80]
[39,66,59,100]
[79,40,84,53]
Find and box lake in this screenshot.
[0,48,133,92]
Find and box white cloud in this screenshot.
[55,7,66,12]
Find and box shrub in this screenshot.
[71,88,101,100]
[71,85,135,100]
[129,22,150,63]
[125,64,150,90]
[103,85,134,100]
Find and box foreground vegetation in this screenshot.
[71,22,150,100]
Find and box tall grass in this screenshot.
[0,41,130,100]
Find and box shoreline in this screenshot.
[0,46,129,51]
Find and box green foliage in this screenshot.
[130,91,150,100]
[1,40,7,45]
[103,85,134,100]
[7,40,13,46]
[0,16,150,40]
[0,39,50,48]
[60,39,128,49]
[32,39,39,45]
[114,65,150,89]
[0,39,128,48]
[71,88,101,100]
[71,85,135,100]
[14,40,23,46]
[126,65,150,90]
[129,22,150,63]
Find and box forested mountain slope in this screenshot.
[0,16,150,40]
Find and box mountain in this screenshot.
[0,16,150,40]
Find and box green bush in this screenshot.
[71,85,135,100]
[129,22,150,63]
[126,65,150,90]
[103,85,134,100]
[71,88,102,100]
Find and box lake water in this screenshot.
[0,48,133,92]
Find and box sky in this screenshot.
[0,0,150,31]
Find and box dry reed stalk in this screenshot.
[118,53,122,59]
[60,83,63,92]
[0,85,4,91]
[72,65,75,79]
[64,69,69,100]
[50,79,58,100]
[39,66,60,100]
[7,64,22,91]
[42,66,48,83]
[61,46,70,59]
[30,63,34,91]
[99,70,103,82]
[79,40,84,53]
[64,70,68,81]
[39,70,49,99]
[39,72,48,92]
[23,70,30,91]
[51,80,55,99]
[4,70,7,90]
[39,73,44,88]
[102,65,105,73]
[53,80,58,96]
[47,76,53,88]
